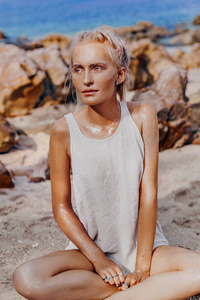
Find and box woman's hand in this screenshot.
[93,255,125,288]
[121,269,149,291]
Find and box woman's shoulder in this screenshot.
[126,101,158,137]
[50,116,70,148]
[126,101,156,117]
[126,101,157,123]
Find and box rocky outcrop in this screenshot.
[128,49,153,90]
[0,44,46,117]
[27,45,69,103]
[0,132,50,182]
[169,29,200,45]
[14,35,43,51]
[128,38,178,83]
[0,161,14,188]
[116,21,173,42]
[178,43,200,69]
[0,31,7,40]
[0,116,19,153]
[193,14,200,26]
[41,33,71,48]
[131,65,193,150]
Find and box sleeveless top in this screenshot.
[64,101,168,276]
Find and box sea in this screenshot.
[0,0,199,39]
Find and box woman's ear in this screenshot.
[116,67,126,84]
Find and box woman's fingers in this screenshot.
[103,268,125,287]
[118,270,125,284]
[122,272,139,290]
[130,275,138,287]
[110,272,121,286]
[121,278,131,291]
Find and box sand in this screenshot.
[0,144,200,299]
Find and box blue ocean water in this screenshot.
[0,0,199,39]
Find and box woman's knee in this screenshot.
[13,260,45,300]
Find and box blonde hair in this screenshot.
[65,29,130,103]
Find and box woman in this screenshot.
[13,29,200,300]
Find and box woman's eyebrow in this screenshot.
[72,63,82,68]
[73,62,108,68]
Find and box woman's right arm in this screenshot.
[49,118,125,285]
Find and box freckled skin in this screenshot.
[71,42,125,140]
[12,41,200,300]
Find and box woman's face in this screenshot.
[71,42,119,106]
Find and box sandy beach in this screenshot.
[1,143,200,299]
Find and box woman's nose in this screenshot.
[83,70,93,86]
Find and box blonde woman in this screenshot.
[13,30,200,300]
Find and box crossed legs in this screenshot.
[106,246,200,300]
[13,246,200,300]
[13,249,118,300]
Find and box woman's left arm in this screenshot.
[135,102,159,274]
[122,102,159,290]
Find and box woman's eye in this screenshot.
[94,66,103,71]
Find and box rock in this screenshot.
[191,130,200,144]
[7,103,75,135]
[116,22,172,42]
[185,68,200,100]
[173,48,185,59]
[0,161,14,188]
[41,33,71,48]
[15,35,43,50]
[169,29,200,45]
[179,43,200,69]
[133,65,188,107]
[161,118,190,150]
[189,102,200,127]
[0,31,7,40]
[0,132,50,181]
[27,45,68,102]
[193,14,200,26]
[174,22,189,35]
[188,90,200,105]
[153,66,188,106]
[137,21,154,30]
[0,116,19,153]
[145,26,171,42]
[128,50,153,90]
[132,66,190,150]
[0,44,46,117]
[129,38,178,81]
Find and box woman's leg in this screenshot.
[13,249,118,300]
[105,246,200,300]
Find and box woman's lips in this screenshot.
[82,89,98,96]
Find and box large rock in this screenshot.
[7,103,75,135]
[192,14,200,26]
[132,66,191,150]
[116,22,172,42]
[128,39,178,81]
[15,35,43,51]
[179,43,200,69]
[41,33,71,48]
[0,132,50,182]
[0,161,14,188]
[27,45,68,102]
[0,44,46,117]
[0,30,7,40]
[169,29,200,45]
[0,116,19,153]
[128,49,153,90]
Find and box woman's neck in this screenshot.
[86,98,121,126]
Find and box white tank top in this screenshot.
[64,101,168,275]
